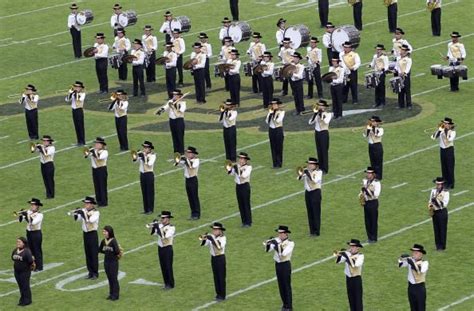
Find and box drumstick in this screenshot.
[439,52,447,60]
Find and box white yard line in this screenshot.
[0,37,12,42]
[453,190,469,196]
[15,139,29,144]
[114,150,129,156]
[438,292,474,310]
[421,187,432,192]
[276,168,291,175]
[391,182,408,189]
[57,42,71,47]
[0,1,83,19]
[37,41,52,46]
[0,135,9,140]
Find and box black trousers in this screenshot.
[228,74,241,105]
[211,255,226,299]
[269,127,284,168]
[252,71,261,93]
[387,3,398,33]
[95,58,108,92]
[14,269,31,305]
[224,74,230,91]
[72,108,85,145]
[115,116,129,150]
[281,77,289,95]
[318,0,329,28]
[185,176,201,218]
[229,0,239,20]
[145,51,156,82]
[343,70,359,103]
[83,231,99,277]
[331,84,343,118]
[193,68,206,102]
[25,109,39,140]
[158,246,175,288]
[166,67,177,99]
[431,8,441,36]
[353,2,363,30]
[41,162,55,198]
[276,261,292,309]
[104,259,119,299]
[291,79,305,113]
[132,65,146,96]
[307,65,323,99]
[169,118,185,154]
[140,172,155,213]
[374,73,386,106]
[398,73,412,108]
[70,27,82,58]
[205,58,212,88]
[432,209,448,250]
[364,199,379,242]
[236,183,252,226]
[315,130,330,174]
[408,283,426,311]
[261,76,274,108]
[346,276,363,311]
[118,57,128,81]
[305,189,322,235]
[177,54,183,84]
[327,48,333,67]
[92,167,108,206]
[440,147,455,189]
[223,126,237,162]
[27,230,43,270]
[368,142,384,180]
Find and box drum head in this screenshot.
[83,47,96,58]
[321,72,337,83]
[173,16,191,32]
[77,13,87,25]
[284,25,310,49]
[229,22,251,43]
[118,13,128,27]
[170,19,182,32]
[331,25,360,52]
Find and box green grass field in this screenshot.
[0,0,473,310]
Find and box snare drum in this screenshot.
[76,9,94,25]
[273,66,282,81]
[389,77,404,93]
[283,25,310,49]
[109,54,122,69]
[214,65,222,77]
[365,73,376,89]
[229,21,252,43]
[243,62,253,77]
[430,64,443,78]
[454,65,468,80]
[304,67,313,82]
[171,16,191,33]
[331,25,360,52]
[118,10,137,27]
[442,66,455,78]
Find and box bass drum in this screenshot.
[171,16,191,33]
[331,25,360,52]
[118,10,137,27]
[76,10,94,25]
[229,21,252,43]
[283,25,310,49]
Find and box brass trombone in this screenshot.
[13,209,27,217]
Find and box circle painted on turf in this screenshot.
[55,270,126,292]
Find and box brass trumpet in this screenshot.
[131,150,144,162]
[173,152,183,165]
[30,142,38,153]
[300,104,319,115]
[333,248,346,256]
[13,209,27,217]
[225,159,234,171]
[145,220,159,229]
[83,147,94,158]
[263,237,276,246]
[67,208,82,216]
[98,92,119,103]
[198,233,209,241]
[296,166,305,178]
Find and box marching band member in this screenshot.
[220,99,238,162]
[65,81,86,145]
[278,38,294,96]
[308,100,332,174]
[157,90,186,154]
[360,167,381,243]
[427,0,442,36]
[260,51,275,108]
[290,52,305,115]
[18,198,44,272]
[340,41,361,105]
[369,44,389,107]
[142,25,158,82]
[297,157,323,236]
[335,239,364,311]
[163,42,178,99]
[322,22,336,66]
[306,37,323,100]
[112,28,130,81]
[227,49,241,106]
[395,44,412,109]
[220,37,234,91]
[109,90,129,151]
[318,0,329,28]
[86,137,109,207]
[99,225,122,300]
[386,0,398,33]
[135,141,156,215]
[275,18,286,46]
[19,84,39,140]
[392,28,412,58]
[190,42,207,104]
[171,29,186,86]
[229,0,239,21]
[398,244,429,311]
[110,4,123,37]
[265,225,295,311]
[363,116,384,180]
[176,146,201,220]
[428,177,450,250]
[431,117,456,189]
[34,135,56,199]
[350,0,363,31]
[159,11,174,43]
[131,39,146,97]
[12,237,34,306]
[93,33,109,94]
[266,99,285,168]
[72,196,100,279]
[67,3,82,58]
[445,31,466,92]
[149,211,176,289]
[247,32,266,93]
[200,222,227,301]
[199,33,213,89]
[227,152,252,227]
[219,17,232,42]
[329,56,345,119]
